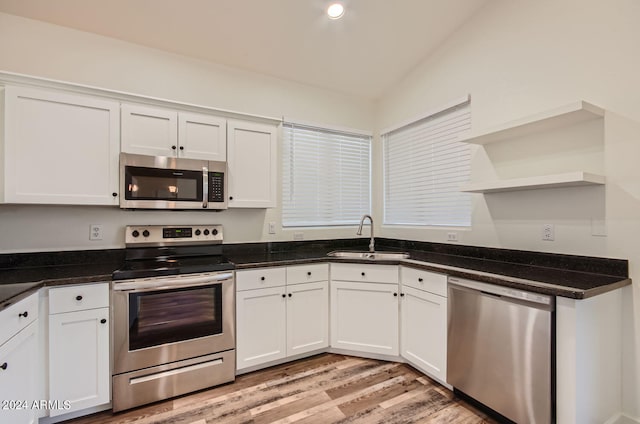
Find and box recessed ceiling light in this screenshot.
[327,3,345,20]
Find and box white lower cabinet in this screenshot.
[330,263,399,356]
[286,281,329,356]
[236,264,329,371]
[48,283,110,417]
[0,292,39,424]
[400,267,448,383]
[236,285,287,369]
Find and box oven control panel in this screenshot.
[125,225,223,246]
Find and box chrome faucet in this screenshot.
[357,214,375,253]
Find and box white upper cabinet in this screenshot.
[121,104,227,161]
[178,112,226,161]
[227,120,277,208]
[121,104,177,157]
[1,86,120,205]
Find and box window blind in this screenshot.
[282,123,371,227]
[383,103,472,226]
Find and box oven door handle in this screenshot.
[112,272,233,292]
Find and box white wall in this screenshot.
[0,12,375,252]
[375,0,640,420]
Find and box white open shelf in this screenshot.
[458,101,605,145]
[460,171,606,194]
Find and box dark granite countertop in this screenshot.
[0,239,631,307]
[225,238,631,300]
[0,250,124,309]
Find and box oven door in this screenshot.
[112,272,235,375]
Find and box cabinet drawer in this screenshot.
[287,264,329,285]
[330,263,398,284]
[401,267,447,297]
[49,283,109,314]
[0,291,38,345]
[236,267,286,291]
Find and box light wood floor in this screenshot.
[66,354,498,424]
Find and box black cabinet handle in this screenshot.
[281,294,286,298]
[229,196,234,200]
[260,276,265,281]
[76,295,83,301]
[393,293,398,297]
[0,363,7,370]
[171,145,177,150]
[112,192,118,197]
[418,278,423,282]
[288,293,292,297]
[18,311,28,318]
[307,272,312,276]
[100,319,107,324]
[179,146,184,150]
[361,272,365,276]
[400,293,405,297]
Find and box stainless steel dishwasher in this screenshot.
[447,277,554,424]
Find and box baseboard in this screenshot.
[38,403,111,424]
[605,413,640,424]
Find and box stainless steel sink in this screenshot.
[327,250,410,260]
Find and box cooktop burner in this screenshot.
[112,224,235,281]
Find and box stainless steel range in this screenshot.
[111,224,235,412]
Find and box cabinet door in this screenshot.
[49,308,109,417]
[236,286,286,370]
[0,321,38,424]
[287,281,329,356]
[400,286,447,382]
[3,86,119,205]
[121,104,177,157]
[330,281,399,356]
[178,112,226,161]
[227,120,277,208]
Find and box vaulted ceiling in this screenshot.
[0,0,489,99]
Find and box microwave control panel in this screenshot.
[209,172,225,202]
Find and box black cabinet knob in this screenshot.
[361,272,365,276]
[0,363,7,370]
[18,311,28,318]
[393,293,398,297]
[76,295,83,301]
[281,294,286,298]
[400,293,405,297]
[260,276,265,281]
[112,192,118,197]
[100,319,107,324]
[179,146,184,150]
[229,196,234,200]
[288,293,292,297]
[171,145,177,150]
[418,278,423,282]
[307,272,312,276]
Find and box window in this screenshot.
[383,102,472,227]
[282,123,371,227]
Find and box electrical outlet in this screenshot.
[268,222,276,234]
[90,224,103,241]
[447,232,458,242]
[542,224,554,241]
[293,232,304,241]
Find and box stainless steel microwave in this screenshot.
[119,153,227,210]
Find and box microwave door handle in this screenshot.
[202,166,208,209]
